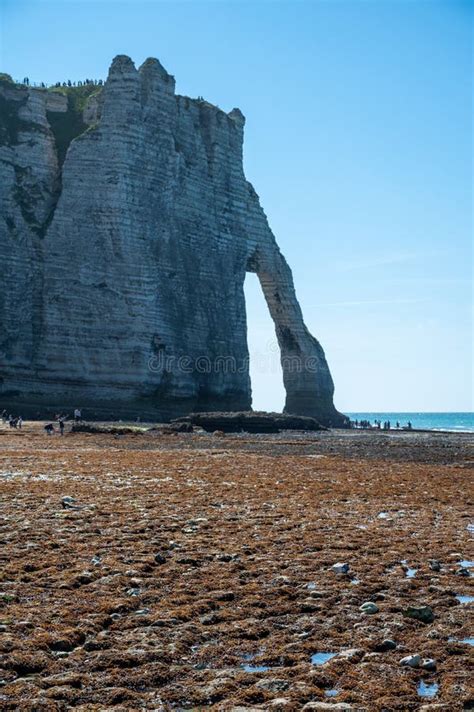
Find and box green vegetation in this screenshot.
[0,73,15,86]
[48,83,100,112]
[47,84,101,167]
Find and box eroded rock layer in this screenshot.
[0,56,345,425]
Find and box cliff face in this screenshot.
[0,56,345,426]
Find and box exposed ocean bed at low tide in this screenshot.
[0,423,472,709]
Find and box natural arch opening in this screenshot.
[244,272,285,412]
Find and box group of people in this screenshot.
[352,419,412,430]
[1,410,23,429]
[44,408,83,436]
[1,407,84,435]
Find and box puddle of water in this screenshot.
[350,578,360,585]
[456,595,474,604]
[467,523,474,534]
[406,568,418,578]
[311,651,337,665]
[325,689,339,697]
[417,680,439,698]
[448,636,474,646]
[307,582,317,590]
[459,560,474,568]
[377,512,389,519]
[242,664,271,673]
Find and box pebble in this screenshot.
[359,602,379,614]
[400,654,421,668]
[403,605,435,624]
[302,703,360,710]
[429,559,441,571]
[267,699,291,708]
[332,562,350,574]
[256,678,289,692]
[61,496,81,510]
[177,557,199,566]
[200,613,219,625]
[422,658,437,671]
[337,648,364,661]
[374,638,397,652]
[456,567,470,577]
[154,553,166,565]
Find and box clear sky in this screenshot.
[1,0,472,412]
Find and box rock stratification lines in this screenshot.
[0,57,344,425]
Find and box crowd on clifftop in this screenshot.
[16,77,104,89]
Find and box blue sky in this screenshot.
[1,0,472,412]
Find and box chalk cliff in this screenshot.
[0,56,346,426]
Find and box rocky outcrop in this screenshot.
[174,411,327,433]
[0,57,346,426]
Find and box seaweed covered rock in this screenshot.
[174,411,327,433]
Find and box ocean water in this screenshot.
[346,412,474,433]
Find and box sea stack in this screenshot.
[0,56,345,426]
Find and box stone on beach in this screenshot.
[359,601,379,614]
[332,562,350,574]
[400,654,421,668]
[403,605,435,624]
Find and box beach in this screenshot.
[1,423,473,710]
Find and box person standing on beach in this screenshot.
[18,416,23,429]
[74,408,82,423]
[59,418,65,436]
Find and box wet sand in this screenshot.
[1,423,473,710]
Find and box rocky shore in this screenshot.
[1,424,473,710]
